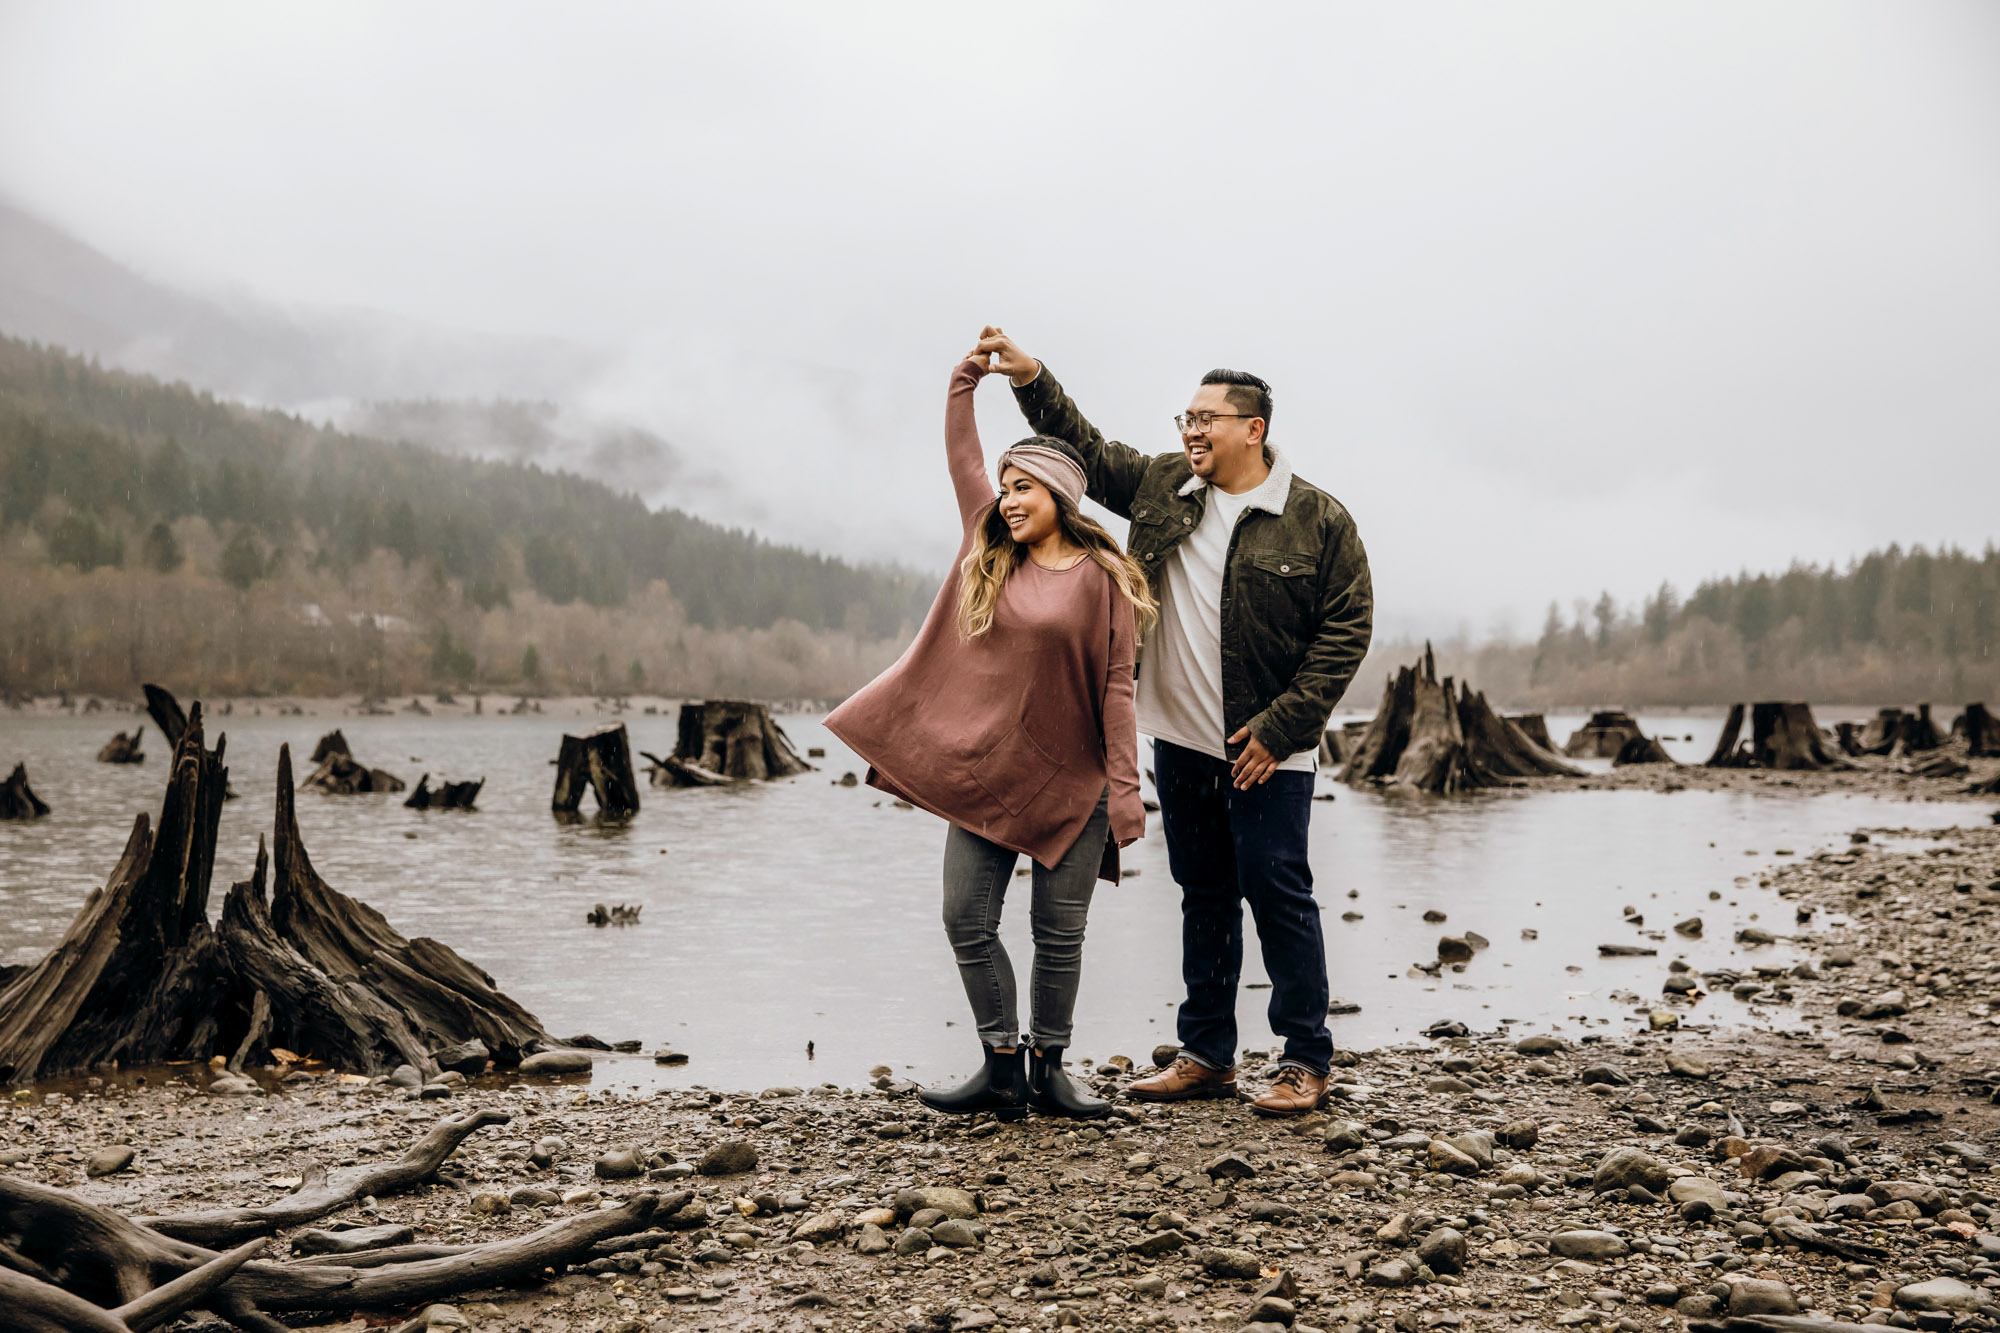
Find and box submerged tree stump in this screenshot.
[0,715,549,1085]
[1956,703,1997,757]
[1340,646,1582,793]
[97,726,146,764]
[299,731,405,795]
[405,774,484,810]
[1562,711,1646,759]
[0,763,50,820]
[1613,733,1677,765]
[552,724,640,817]
[1708,701,1850,770]
[669,701,814,783]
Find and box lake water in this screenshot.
[0,705,1977,1091]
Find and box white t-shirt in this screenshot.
[1136,468,1318,774]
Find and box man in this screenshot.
[974,326,1372,1116]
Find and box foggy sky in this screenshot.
[3,1,1998,638]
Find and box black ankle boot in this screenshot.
[918,1045,1026,1118]
[1027,1047,1110,1119]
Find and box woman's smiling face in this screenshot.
[997,466,1061,546]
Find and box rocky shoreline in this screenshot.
[7,795,2000,1333]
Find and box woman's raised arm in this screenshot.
[946,358,996,529]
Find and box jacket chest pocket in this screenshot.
[1240,549,1320,622]
[1127,504,1174,570]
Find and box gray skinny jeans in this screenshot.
[941,789,1109,1051]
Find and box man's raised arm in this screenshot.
[972,327,1151,520]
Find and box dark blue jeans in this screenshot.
[1154,739,1331,1075]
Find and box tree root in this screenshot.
[0,1169,679,1331]
[138,1107,511,1246]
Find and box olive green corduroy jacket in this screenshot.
[1013,365,1373,762]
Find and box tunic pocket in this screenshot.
[970,723,1063,816]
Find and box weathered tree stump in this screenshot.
[1895,703,1943,754]
[0,716,549,1085]
[670,701,814,782]
[143,683,188,748]
[1507,713,1559,752]
[1707,703,1750,766]
[552,723,640,817]
[1834,721,1864,756]
[1613,733,1677,765]
[97,726,146,764]
[1317,727,1345,767]
[298,732,404,794]
[0,762,50,820]
[1956,703,1997,757]
[404,774,484,810]
[1340,646,1581,793]
[1562,711,1646,758]
[310,729,352,763]
[1751,702,1850,769]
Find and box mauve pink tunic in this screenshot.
[825,360,1144,877]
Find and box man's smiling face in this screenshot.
[1180,383,1262,483]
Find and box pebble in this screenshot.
[84,1145,134,1177]
[696,1140,758,1176]
[1550,1230,1630,1261]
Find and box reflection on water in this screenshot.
[0,707,1975,1090]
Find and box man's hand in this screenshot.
[970,325,1040,386]
[1227,726,1280,789]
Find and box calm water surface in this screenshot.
[0,705,1976,1090]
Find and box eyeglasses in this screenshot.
[1174,412,1255,434]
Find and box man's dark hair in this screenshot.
[1200,368,1273,437]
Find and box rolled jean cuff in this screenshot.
[977,1024,1018,1050]
[1274,1056,1328,1077]
[1179,1047,1226,1071]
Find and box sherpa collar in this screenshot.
[1177,447,1293,516]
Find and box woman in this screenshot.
[825,352,1154,1120]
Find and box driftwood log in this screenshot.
[96,728,145,764]
[0,715,549,1085]
[1562,710,1645,758]
[551,723,640,817]
[669,700,813,782]
[0,1161,678,1331]
[1341,646,1582,793]
[1,762,50,820]
[1707,702,1850,770]
[142,684,187,749]
[404,774,483,810]
[639,750,731,788]
[1613,732,1677,765]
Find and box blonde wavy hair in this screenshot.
[956,450,1158,642]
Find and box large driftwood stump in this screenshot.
[0,762,50,820]
[552,723,640,817]
[1708,702,1849,770]
[97,726,146,764]
[670,700,813,783]
[1340,646,1581,793]
[405,774,483,810]
[0,711,229,1082]
[1562,711,1645,758]
[1856,705,1943,756]
[0,717,549,1085]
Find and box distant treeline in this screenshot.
[1350,546,2000,711]
[0,336,931,697]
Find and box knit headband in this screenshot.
[995,444,1087,509]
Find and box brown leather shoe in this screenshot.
[1251,1064,1328,1116]
[1126,1055,1238,1102]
